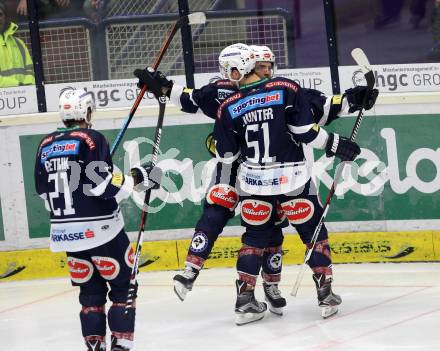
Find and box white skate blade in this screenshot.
[321,305,338,319]
[235,311,266,326]
[173,280,188,302]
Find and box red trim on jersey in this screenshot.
[215,79,235,87]
[265,80,299,92]
[216,92,242,119]
[70,131,96,150]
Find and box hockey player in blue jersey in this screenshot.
[34,88,160,351]
[214,44,377,324]
[134,43,377,316]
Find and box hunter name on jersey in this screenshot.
[242,108,274,125]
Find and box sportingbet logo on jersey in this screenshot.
[228,90,283,118]
[40,140,80,163]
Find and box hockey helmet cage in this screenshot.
[59,87,96,123]
[218,43,256,82]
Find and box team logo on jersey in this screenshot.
[218,89,235,100]
[125,246,135,268]
[228,90,283,118]
[40,139,80,163]
[67,257,94,284]
[190,232,209,253]
[91,256,120,280]
[241,199,273,226]
[281,199,314,224]
[206,184,238,211]
[267,253,282,271]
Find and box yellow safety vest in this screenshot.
[0,22,35,88]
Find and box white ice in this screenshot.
[1,263,440,351]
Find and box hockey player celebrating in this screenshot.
[134,45,290,316]
[134,43,377,317]
[34,88,160,351]
[214,43,377,325]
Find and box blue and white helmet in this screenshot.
[218,43,256,82]
[59,87,95,123]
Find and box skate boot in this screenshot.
[262,282,286,316]
[235,280,267,326]
[313,273,342,319]
[173,266,199,301]
[85,337,106,351]
[111,335,130,351]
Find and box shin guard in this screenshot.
[236,246,264,287]
[261,246,282,284]
[108,303,135,350]
[80,305,106,345]
[307,239,333,277]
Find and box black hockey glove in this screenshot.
[130,162,162,191]
[343,86,379,113]
[133,67,173,99]
[325,133,361,161]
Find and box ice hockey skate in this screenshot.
[111,335,130,351]
[235,280,267,326]
[262,282,286,316]
[85,338,106,351]
[173,266,200,301]
[313,273,342,319]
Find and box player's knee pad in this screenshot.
[79,291,107,307]
[206,184,238,211]
[267,227,284,247]
[261,245,283,283]
[236,245,264,287]
[108,303,135,350]
[80,305,106,338]
[185,230,218,268]
[307,239,333,276]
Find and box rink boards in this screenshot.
[1,230,440,281]
[0,94,440,280]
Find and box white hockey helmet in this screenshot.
[250,45,275,63]
[59,87,95,124]
[218,43,256,82]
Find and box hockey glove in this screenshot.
[343,86,379,113]
[133,67,173,99]
[325,133,361,161]
[130,162,162,191]
[205,132,217,157]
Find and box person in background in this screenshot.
[0,1,34,88]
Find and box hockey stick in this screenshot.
[0,265,26,279]
[124,95,167,317]
[291,48,375,296]
[110,11,206,157]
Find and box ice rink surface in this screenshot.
[1,263,440,351]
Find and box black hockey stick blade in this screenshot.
[0,265,26,279]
